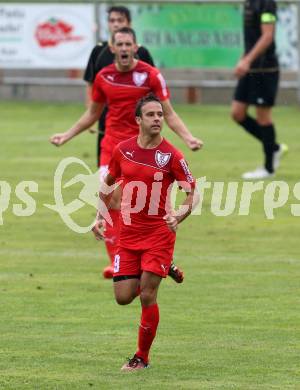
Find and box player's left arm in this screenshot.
[165,152,200,232]
[161,99,203,151]
[164,186,199,232]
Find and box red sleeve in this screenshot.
[171,151,195,190]
[108,146,122,179]
[149,68,170,101]
[92,73,106,103]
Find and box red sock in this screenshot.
[136,303,159,364]
[103,209,120,265]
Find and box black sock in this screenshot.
[238,115,262,142]
[260,124,279,173]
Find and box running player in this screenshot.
[92,94,199,370]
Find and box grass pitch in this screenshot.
[1,101,300,389]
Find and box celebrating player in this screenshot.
[83,6,154,166]
[92,94,199,370]
[50,27,203,279]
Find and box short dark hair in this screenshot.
[107,6,131,23]
[135,94,162,117]
[112,27,136,44]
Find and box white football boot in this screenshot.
[273,143,288,170]
[242,167,274,180]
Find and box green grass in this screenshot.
[1,101,300,389]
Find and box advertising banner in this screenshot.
[0,3,297,70]
[99,3,298,70]
[0,4,94,69]
[99,4,243,69]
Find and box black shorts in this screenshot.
[234,71,279,107]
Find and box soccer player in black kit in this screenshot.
[83,6,154,167]
[231,0,288,180]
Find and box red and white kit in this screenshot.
[92,60,170,166]
[108,136,196,278]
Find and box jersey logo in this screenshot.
[125,151,134,158]
[155,151,171,168]
[257,97,264,104]
[133,71,148,87]
[107,75,114,82]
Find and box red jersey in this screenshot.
[92,61,170,143]
[108,136,195,250]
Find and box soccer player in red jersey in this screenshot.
[50,27,202,279]
[83,6,154,166]
[92,94,199,370]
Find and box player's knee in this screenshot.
[256,118,272,126]
[256,107,272,126]
[115,295,132,305]
[116,299,130,306]
[114,290,134,305]
[140,288,156,306]
[231,108,245,123]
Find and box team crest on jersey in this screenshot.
[133,71,148,87]
[155,150,171,168]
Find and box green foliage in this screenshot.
[1,102,300,389]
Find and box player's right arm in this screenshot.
[49,101,104,146]
[92,173,116,240]
[92,146,122,240]
[85,84,93,108]
[83,44,104,105]
[235,0,276,78]
[235,24,275,78]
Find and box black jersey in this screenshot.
[243,0,278,70]
[83,41,154,83]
